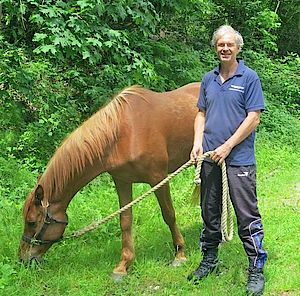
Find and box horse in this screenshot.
[19,82,200,278]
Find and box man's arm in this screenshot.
[211,110,261,165]
[190,109,206,162]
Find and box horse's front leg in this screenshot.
[152,181,187,266]
[112,178,134,280]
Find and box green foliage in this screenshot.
[259,103,300,147]
[133,38,211,90]
[151,0,219,48]
[0,157,35,204]
[240,50,300,146]
[276,0,300,54]
[243,50,299,111]
[245,9,280,53]
[210,0,281,54]
[0,40,82,169]
[2,0,160,72]
[0,0,299,170]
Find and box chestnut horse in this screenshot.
[19,82,200,278]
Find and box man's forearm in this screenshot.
[211,111,261,165]
[226,111,261,150]
[193,110,206,146]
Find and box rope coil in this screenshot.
[66,151,234,242]
[194,151,233,242]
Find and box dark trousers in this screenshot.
[199,161,267,269]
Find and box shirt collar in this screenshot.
[213,58,246,77]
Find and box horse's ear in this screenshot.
[34,185,44,205]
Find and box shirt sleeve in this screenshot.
[244,77,265,112]
[197,77,207,111]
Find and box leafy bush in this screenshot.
[245,9,280,54]
[241,50,299,146]
[0,0,299,171]
[0,42,82,169]
[259,103,300,147]
[0,157,35,204]
[243,51,299,112]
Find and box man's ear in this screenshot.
[34,185,44,205]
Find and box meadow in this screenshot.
[0,137,299,296]
[1,1,299,295]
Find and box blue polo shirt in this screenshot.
[198,59,265,166]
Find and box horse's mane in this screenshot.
[23,194,34,218]
[39,85,147,201]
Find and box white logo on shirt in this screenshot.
[229,85,245,93]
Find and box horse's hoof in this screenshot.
[171,257,187,267]
[111,271,126,282]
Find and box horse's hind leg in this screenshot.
[112,178,134,280]
[153,182,187,266]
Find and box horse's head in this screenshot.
[19,184,68,263]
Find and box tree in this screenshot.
[276,0,300,54]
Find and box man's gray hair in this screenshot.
[211,25,244,49]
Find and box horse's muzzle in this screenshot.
[18,241,44,264]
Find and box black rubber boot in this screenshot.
[187,248,219,284]
[246,267,265,296]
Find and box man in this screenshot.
[187,25,268,296]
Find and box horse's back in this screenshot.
[150,83,200,171]
[109,83,200,181]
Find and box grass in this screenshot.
[0,140,300,296]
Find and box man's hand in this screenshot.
[210,142,232,166]
[190,144,203,164]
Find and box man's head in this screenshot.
[211,25,243,64]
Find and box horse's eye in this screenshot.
[27,221,36,228]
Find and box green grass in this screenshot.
[0,141,300,296]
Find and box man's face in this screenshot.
[216,33,240,64]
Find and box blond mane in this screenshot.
[39,85,147,201]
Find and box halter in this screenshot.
[22,205,68,246]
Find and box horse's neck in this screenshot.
[42,156,108,208]
[40,98,124,207]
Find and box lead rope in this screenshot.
[194,151,234,241]
[67,159,194,239]
[66,151,234,242]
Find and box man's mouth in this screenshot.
[221,54,231,59]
